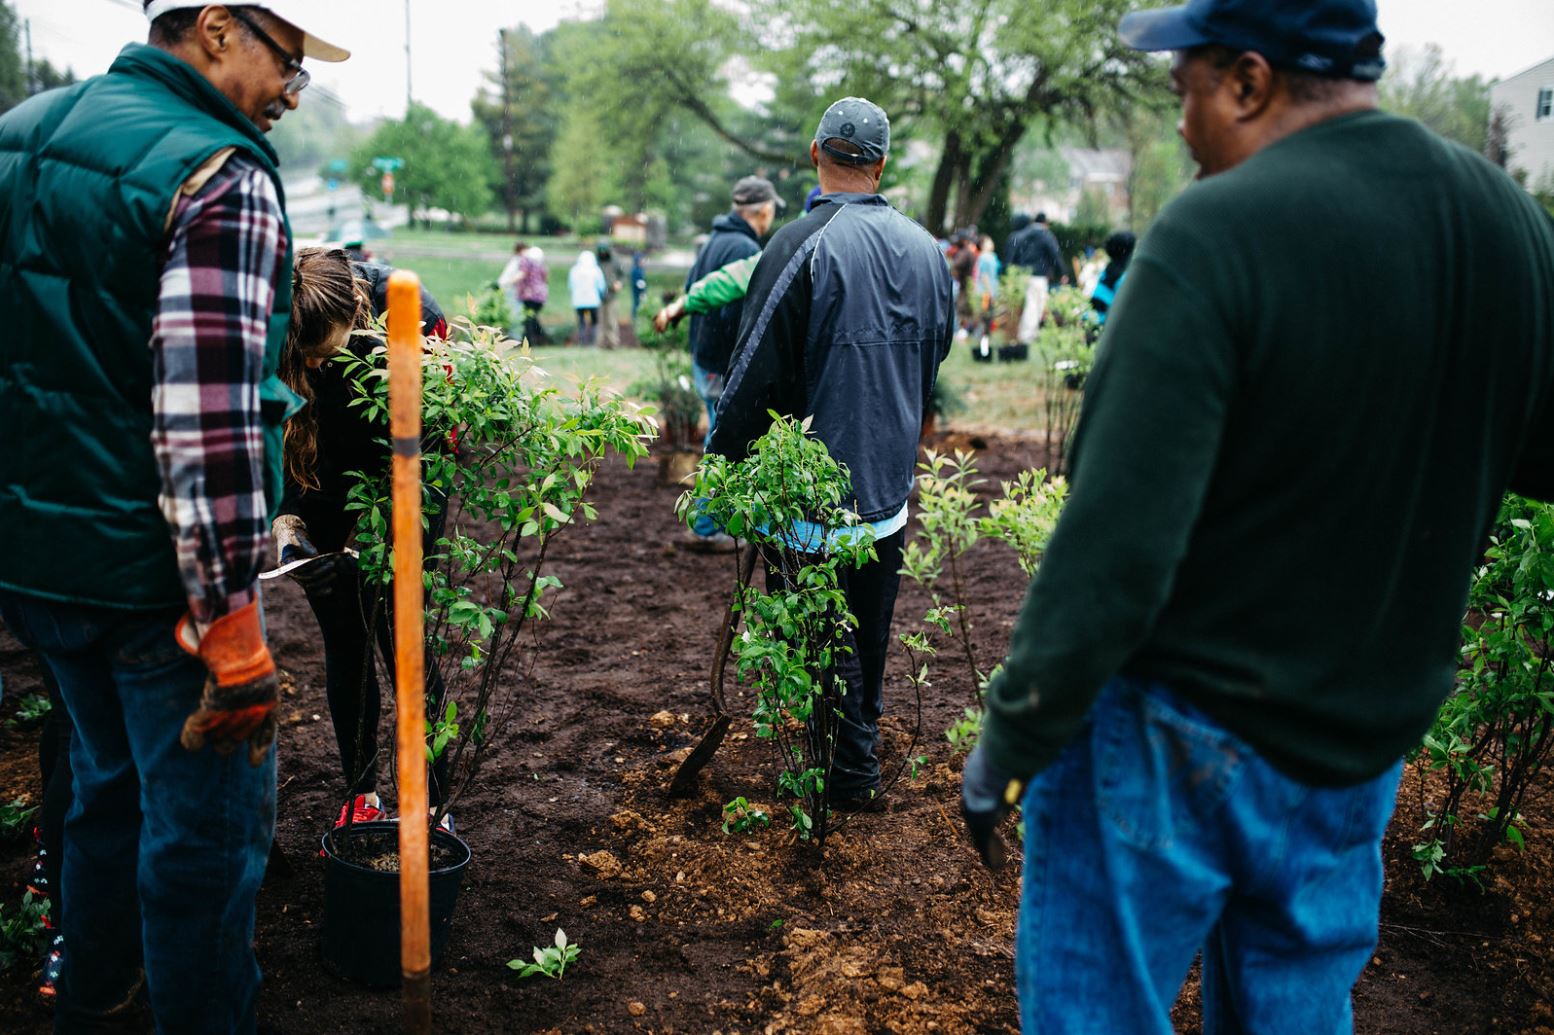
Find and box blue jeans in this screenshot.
[0,592,275,1035]
[1018,678,1402,1034]
[690,360,724,538]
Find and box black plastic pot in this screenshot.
[997,342,1030,362]
[319,820,472,987]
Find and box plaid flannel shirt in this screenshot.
[151,153,287,624]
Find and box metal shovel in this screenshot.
[668,542,759,796]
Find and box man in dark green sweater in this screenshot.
[959,1,1554,1031]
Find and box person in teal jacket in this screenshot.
[0,4,348,1031]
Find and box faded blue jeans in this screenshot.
[0,592,275,1035]
[690,360,725,538]
[1017,678,1402,1034]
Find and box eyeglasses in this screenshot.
[230,9,310,96]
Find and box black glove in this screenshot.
[960,742,1024,871]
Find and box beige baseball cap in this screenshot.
[143,2,351,62]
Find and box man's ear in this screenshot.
[194,5,238,61]
[810,140,822,171]
[1230,51,1276,121]
[872,156,888,190]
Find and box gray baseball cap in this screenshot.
[732,175,785,211]
[814,97,890,165]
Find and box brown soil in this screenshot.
[1,433,1552,1034]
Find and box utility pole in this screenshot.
[498,29,516,232]
[24,19,34,96]
[404,0,413,111]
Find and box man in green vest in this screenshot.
[0,4,348,1031]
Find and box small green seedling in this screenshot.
[721,797,770,834]
[909,754,930,781]
[0,892,50,973]
[508,927,580,980]
[0,798,38,842]
[5,693,50,730]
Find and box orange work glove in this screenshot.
[174,600,279,766]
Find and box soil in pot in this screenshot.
[320,820,472,988]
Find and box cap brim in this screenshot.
[299,31,350,63]
[1117,7,1208,52]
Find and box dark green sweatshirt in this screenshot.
[982,110,1554,787]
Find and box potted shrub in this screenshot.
[317,318,655,985]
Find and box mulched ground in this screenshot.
[1,432,1551,1034]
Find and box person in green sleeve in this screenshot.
[959,1,1554,1032]
[0,4,348,1031]
[652,253,760,332]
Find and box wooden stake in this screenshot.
[387,271,431,1033]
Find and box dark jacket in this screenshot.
[709,193,954,522]
[1005,222,1065,281]
[686,211,762,374]
[277,263,445,551]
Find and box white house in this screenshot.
[1490,55,1554,189]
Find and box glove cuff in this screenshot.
[197,601,275,688]
[273,514,309,551]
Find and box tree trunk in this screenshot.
[953,122,1029,231]
[926,130,962,237]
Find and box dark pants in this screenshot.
[295,496,451,808]
[301,558,450,808]
[520,300,549,346]
[764,528,905,794]
[575,306,598,345]
[0,592,273,1035]
[36,660,71,925]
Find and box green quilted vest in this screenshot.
[0,44,299,609]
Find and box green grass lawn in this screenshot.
[935,339,1057,437]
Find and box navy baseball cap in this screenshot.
[814,97,890,165]
[1118,0,1386,81]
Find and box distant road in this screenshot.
[282,177,409,239]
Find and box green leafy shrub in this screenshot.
[1409,496,1554,879]
[341,318,655,824]
[901,451,988,697]
[679,414,876,846]
[468,285,517,337]
[631,319,703,449]
[899,450,1067,751]
[1035,287,1094,477]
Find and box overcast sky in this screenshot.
[17,0,1554,125]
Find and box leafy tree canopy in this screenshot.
[350,103,499,224]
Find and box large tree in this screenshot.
[350,104,498,224]
[0,1,27,115]
[536,6,787,234]
[1380,44,1493,156]
[471,25,565,233]
[766,0,1159,234]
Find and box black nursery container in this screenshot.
[997,342,1030,362]
[319,820,472,987]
